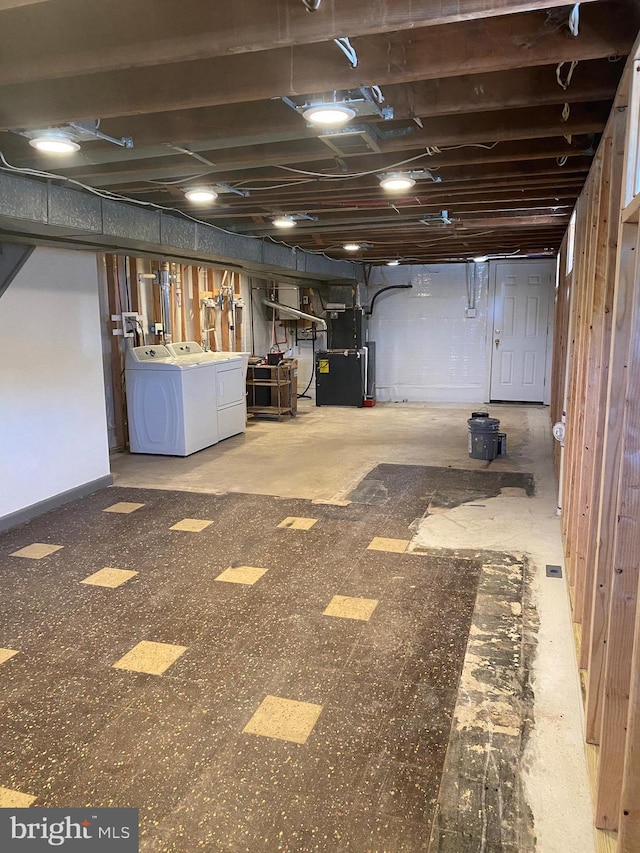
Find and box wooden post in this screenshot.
[585,108,629,722]
[594,216,640,829]
[179,265,188,341]
[220,269,230,351]
[192,266,202,345]
[234,272,243,351]
[573,157,603,625]
[561,185,591,584]
[206,267,216,350]
[128,256,141,315]
[618,574,640,851]
[105,253,126,449]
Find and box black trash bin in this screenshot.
[468,416,500,461]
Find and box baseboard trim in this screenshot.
[0,475,114,533]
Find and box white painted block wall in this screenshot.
[0,247,110,520]
[368,264,489,403]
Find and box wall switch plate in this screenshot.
[466,307,477,318]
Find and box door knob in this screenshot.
[495,338,500,347]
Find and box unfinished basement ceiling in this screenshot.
[0,0,634,264]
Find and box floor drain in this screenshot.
[546,564,563,578]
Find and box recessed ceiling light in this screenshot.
[29,133,80,154]
[379,173,416,192]
[343,242,362,252]
[386,259,400,266]
[184,187,218,204]
[272,215,296,229]
[303,104,356,126]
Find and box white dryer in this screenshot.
[166,342,248,441]
[125,345,219,456]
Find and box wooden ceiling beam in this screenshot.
[385,59,622,120]
[0,0,602,86]
[14,131,593,182]
[53,104,607,187]
[225,203,574,236]
[0,57,604,160]
[73,155,590,189]
[0,3,631,129]
[204,186,583,216]
[1,58,617,168]
[238,207,571,235]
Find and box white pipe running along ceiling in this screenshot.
[262,297,328,330]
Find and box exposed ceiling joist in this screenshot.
[0,3,630,129]
[0,0,601,86]
[49,104,608,186]
[0,0,634,264]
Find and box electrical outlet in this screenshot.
[466,308,477,318]
[121,311,141,338]
[151,322,163,335]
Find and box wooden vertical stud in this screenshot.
[192,266,202,345]
[584,107,628,693]
[618,575,640,851]
[105,253,126,449]
[595,217,640,829]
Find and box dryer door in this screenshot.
[216,362,245,409]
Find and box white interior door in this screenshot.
[490,261,553,402]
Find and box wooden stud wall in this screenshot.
[102,254,244,450]
[551,48,640,850]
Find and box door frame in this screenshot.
[484,258,556,404]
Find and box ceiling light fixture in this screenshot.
[379,173,416,192]
[184,187,218,204]
[29,132,80,154]
[473,256,489,263]
[386,259,401,266]
[302,104,356,126]
[272,215,297,229]
[343,242,362,252]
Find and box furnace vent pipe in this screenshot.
[262,297,327,331]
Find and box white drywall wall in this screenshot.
[368,264,490,403]
[0,247,110,519]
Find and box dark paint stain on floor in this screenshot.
[347,464,535,528]
[0,481,485,852]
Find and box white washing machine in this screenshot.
[125,345,219,456]
[166,342,248,441]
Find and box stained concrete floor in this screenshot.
[0,401,592,852]
[0,480,487,851]
[112,400,595,853]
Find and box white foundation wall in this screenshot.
[248,279,322,398]
[0,247,110,520]
[368,263,489,403]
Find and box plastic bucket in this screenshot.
[467,416,500,461]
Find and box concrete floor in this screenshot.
[112,401,594,853]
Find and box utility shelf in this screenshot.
[246,361,297,420]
